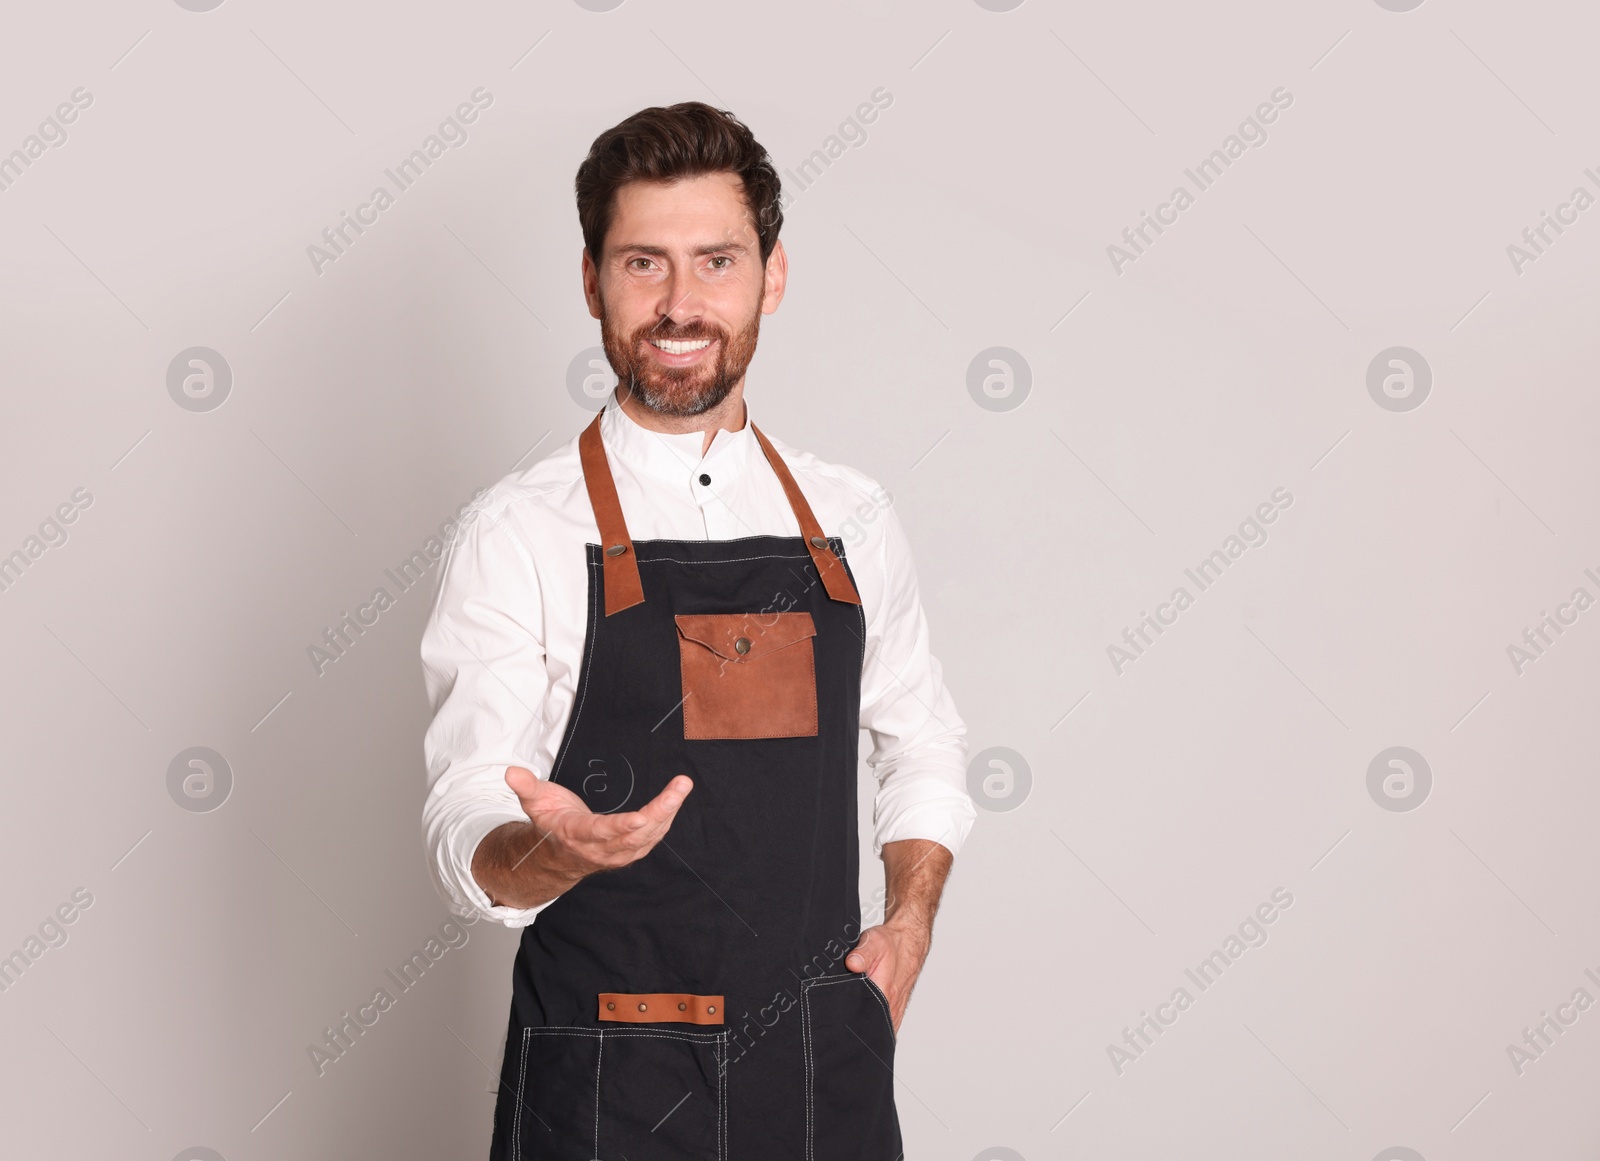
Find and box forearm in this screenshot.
[471,820,586,910]
[880,838,953,940]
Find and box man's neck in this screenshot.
[617,384,748,457]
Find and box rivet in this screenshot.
[606,1002,615,1010]
[707,1005,716,1014]
[605,544,627,557]
[734,636,751,655]
[678,1002,687,1011]
[638,1002,648,1012]
[809,536,828,549]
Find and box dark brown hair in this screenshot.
[575,102,783,264]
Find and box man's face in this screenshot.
[583,171,786,417]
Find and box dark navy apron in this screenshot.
[487,409,902,1160]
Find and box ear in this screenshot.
[760,239,788,316]
[581,248,603,321]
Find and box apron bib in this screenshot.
[486,410,902,1161]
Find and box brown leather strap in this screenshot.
[577,407,863,615]
[750,422,862,606]
[578,411,645,616]
[598,992,725,1025]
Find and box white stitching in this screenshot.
[802,973,886,1160]
[717,1030,729,1161]
[523,1027,604,1037]
[801,981,809,1160]
[632,551,828,566]
[526,1027,726,1044]
[551,555,601,780]
[807,972,866,987]
[514,1026,530,1161]
[590,1028,728,1043]
[801,977,816,1161]
[596,532,853,552]
[524,1025,727,1157]
[861,976,896,1041]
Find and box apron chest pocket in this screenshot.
[675,612,818,739]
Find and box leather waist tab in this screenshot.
[598,992,725,1025]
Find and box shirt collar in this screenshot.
[598,388,758,487]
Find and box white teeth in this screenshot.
[654,338,711,354]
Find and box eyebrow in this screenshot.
[612,242,750,258]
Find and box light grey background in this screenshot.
[2,0,1597,1158]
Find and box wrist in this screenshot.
[881,912,933,946]
[474,820,577,908]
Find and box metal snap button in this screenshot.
[605,544,627,557]
[809,536,828,549]
[734,637,751,655]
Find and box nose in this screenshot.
[654,265,702,331]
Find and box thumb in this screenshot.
[845,942,872,972]
[505,765,540,807]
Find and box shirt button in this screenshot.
[698,473,711,486]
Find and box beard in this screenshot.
[599,298,762,418]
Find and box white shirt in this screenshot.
[419,390,976,927]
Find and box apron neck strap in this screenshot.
[747,422,863,608]
[578,408,863,617]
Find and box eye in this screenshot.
[708,255,732,269]
[628,257,656,271]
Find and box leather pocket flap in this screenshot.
[675,611,816,663]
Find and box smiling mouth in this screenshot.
[650,337,713,354]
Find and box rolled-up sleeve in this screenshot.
[420,501,550,927]
[859,501,976,858]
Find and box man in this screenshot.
[421,102,975,1160]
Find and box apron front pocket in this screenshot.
[513,1026,728,1161]
[800,973,902,1161]
[675,612,818,739]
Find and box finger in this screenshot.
[521,781,589,825]
[578,778,693,862]
[845,933,884,974]
[505,765,541,807]
[576,777,689,837]
[632,775,694,826]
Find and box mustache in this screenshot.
[636,320,723,344]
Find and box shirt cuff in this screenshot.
[437,807,551,928]
[873,792,977,858]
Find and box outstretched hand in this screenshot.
[505,765,693,875]
[471,767,693,909]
